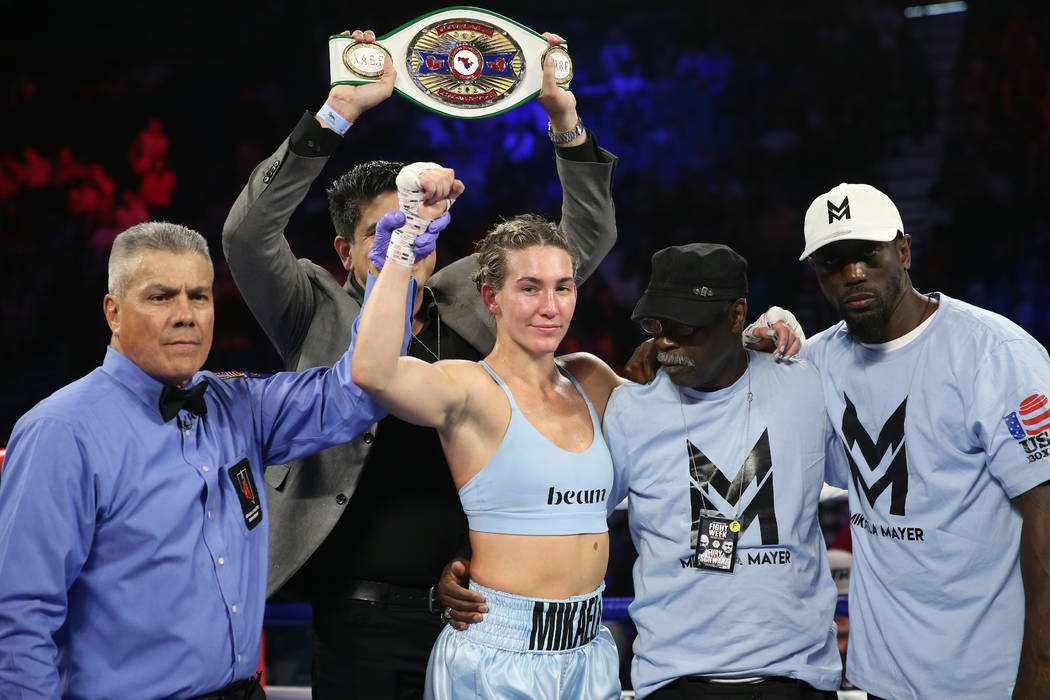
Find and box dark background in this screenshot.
[2,0,1048,444]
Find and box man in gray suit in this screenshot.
[221,30,617,698]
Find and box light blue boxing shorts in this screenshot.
[424,581,620,700]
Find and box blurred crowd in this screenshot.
[931,3,1050,344]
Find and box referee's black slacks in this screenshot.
[648,676,838,700]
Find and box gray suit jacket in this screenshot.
[222,118,618,596]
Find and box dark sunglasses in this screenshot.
[639,318,697,337]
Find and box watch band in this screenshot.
[328,7,573,120]
[548,118,584,145]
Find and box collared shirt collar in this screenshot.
[345,272,366,302]
[100,346,200,416]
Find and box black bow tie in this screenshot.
[159,382,209,422]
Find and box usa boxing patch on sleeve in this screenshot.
[228,459,263,530]
[212,370,270,380]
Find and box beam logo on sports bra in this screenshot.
[546,486,608,505]
[459,361,613,536]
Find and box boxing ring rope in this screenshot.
[262,597,855,700]
[264,597,636,626]
[262,598,639,699]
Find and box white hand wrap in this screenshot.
[742,306,806,347]
[387,162,447,267]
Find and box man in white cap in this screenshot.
[799,182,1050,699]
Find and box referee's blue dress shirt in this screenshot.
[0,279,408,699]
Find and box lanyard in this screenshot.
[679,354,754,526]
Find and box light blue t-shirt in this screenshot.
[604,351,843,698]
[803,292,1050,700]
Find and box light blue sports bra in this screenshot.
[458,361,613,536]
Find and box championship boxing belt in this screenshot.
[329,7,572,119]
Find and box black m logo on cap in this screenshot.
[827,197,851,223]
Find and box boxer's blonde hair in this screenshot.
[472,214,579,293]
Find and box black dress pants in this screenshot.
[189,673,265,700]
[648,676,838,700]
[310,597,445,700]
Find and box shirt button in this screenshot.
[218,557,225,565]
[231,605,237,613]
[207,511,212,519]
[335,493,348,506]
[237,654,242,662]
[362,432,374,444]
[202,465,209,472]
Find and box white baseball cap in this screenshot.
[799,183,904,261]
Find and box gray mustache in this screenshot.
[657,352,695,367]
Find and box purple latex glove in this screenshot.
[368,209,451,270]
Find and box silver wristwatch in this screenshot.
[547,118,585,145]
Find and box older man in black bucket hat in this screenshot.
[603,242,844,699]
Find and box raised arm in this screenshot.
[427,35,618,352]
[351,166,469,430]
[539,33,618,283]
[221,30,395,362]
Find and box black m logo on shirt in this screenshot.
[841,394,909,516]
[827,197,851,223]
[688,430,778,545]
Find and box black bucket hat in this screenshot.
[631,243,748,327]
